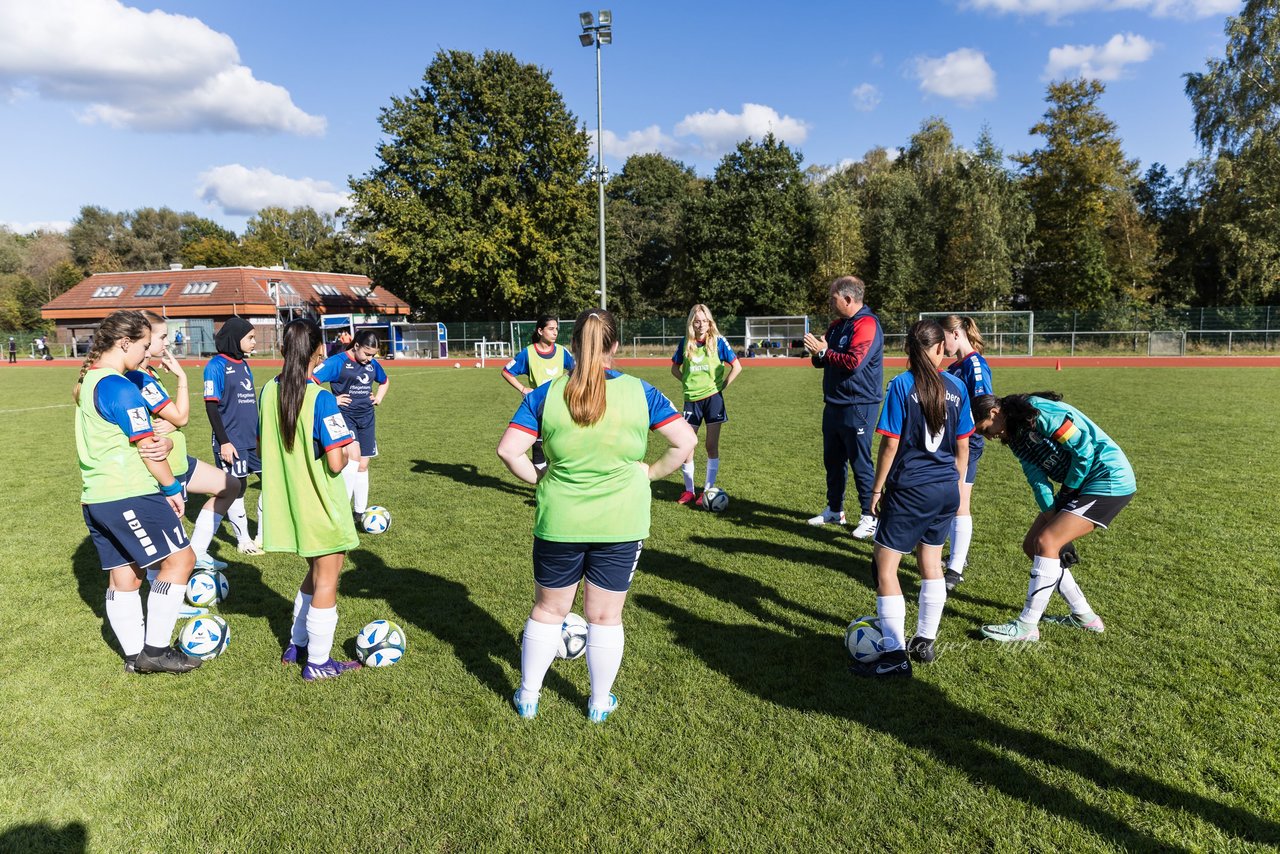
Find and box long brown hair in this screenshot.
[565,308,618,426]
[278,318,323,452]
[976,390,1063,445]
[73,310,151,402]
[906,319,947,436]
[941,315,985,354]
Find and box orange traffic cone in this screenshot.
[1055,359,1062,371]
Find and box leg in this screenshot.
[106,564,147,660]
[353,455,371,515]
[914,543,948,649]
[985,511,1096,642]
[872,544,907,651]
[341,441,361,509]
[821,416,848,515]
[300,552,358,678]
[581,540,640,721]
[518,581,580,712]
[849,403,878,517]
[679,423,700,497]
[187,462,239,564]
[947,480,974,580]
[703,422,722,491]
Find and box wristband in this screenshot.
[160,480,183,497]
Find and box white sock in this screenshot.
[916,578,948,640]
[144,579,187,648]
[305,605,339,664]
[704,458,720,490]
[253,494,263,541]
[519,618,562,703]
[342,460,358,505]
[948,515,973,571]
[105,588,145,656]
[1019,556,1063,624]
[1057,567,1094,616]
[290,591,314,646]
[586,623,626,708]
[191,510,221,560]
[876,594,907,653]
[353,470,370,514]
[681,461,695,492]
[228,497,250,544]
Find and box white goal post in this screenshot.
[745,316,809,356]
[474,338,510,368]
[510,318,576,353]
[918,310,1035,357]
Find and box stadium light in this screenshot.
[579,10,613,310]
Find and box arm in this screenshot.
[326,445,347,474]
[870,436,899,516]
[720,356,742,390]
[142,455,184,517]
[501,370,530,395]
[497,427,539,485]
[1021,458,1057,512]
[205,400,236,461]
[821,316,876,372]
[1053,416,1098,492]
[156,349,190,425]
[372,377,389,407]
[954,436,969,483]
[647,418,698,481]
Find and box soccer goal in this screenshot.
[510,319,576,353]
[474,339,510,368]
[918,310,1035,356]
[745,316,809,357]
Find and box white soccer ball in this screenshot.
[178,615,230,660]
[844,615,884,664]
[703,487,729,512]
[361,506,391,534]
[474,362,481,368]
[453,362,461,368]
[356,619,406,667]
[186,570,229,607]
[556,613,588,660]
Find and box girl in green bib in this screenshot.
[502,315,576,472]
[498,309,697,722]
[670,304,742,506]
[261,319,362,681]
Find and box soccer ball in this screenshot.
[844,615,884,664]
[178,615,230,660]
[556,613,588,660]
[703,487,729,512]
[186,570,229,607]
[361,506,391,534]
[453,362,461,368]
[356,619,406,667]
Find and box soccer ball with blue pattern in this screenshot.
[361,506,391,534]
[702,487,729,512]
[178,615,230,660]
[186,570,229,607]
[356,619,406,667]
[556,613,588,660]
[844,615,884,664]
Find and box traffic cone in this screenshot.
[1055,358,1062,371]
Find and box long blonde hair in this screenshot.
[72,310,152,402]
[685,304,723,352]
[941,314,985,354]
[565,308,618,426]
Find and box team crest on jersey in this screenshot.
[838,335,849,348]
[240,378,253,391]
[324,413,351,437]
[357,373,371,384]
[127,407,149,433]
[140,384,165,407]
[545,367,560,376]
[690,352,706,363]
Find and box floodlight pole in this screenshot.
[580,11,612,310]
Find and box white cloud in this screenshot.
[964,0,1238,20]
[597,126,677,159]
[0,0,324,134]
[1045,33,1156,80]
[197,165,349,217]
[851,83,882,112]
[600,103,812,163]
[2,220,72,235]
[912,49,997,104]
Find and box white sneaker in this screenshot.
[851,514,877,539]
[194,554,228,571]
[807,508,846,526]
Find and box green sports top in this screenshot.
[525,343,571,387]
[677,338,726,402]
[535,374,652,542]
[259,381,360,557]
[76,369,159,504]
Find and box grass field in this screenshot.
[1,362,1278,852]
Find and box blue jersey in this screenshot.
[125,369,173,418]
[876,371,974,489]
[503,345,576,386]
[1008,397,1137,511]
[510,370,681,437]
[946,351,992,451]
[203,354,258,451]
[268,378,357,458]
[312,352,388,417]
[95,374,156,443]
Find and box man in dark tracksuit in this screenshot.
[803,276,884,539]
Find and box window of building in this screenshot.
[136,283,171,297]
[92,286,124,298]
[351,286,374,298]
[312,284,341,297]
[181,281,218,295]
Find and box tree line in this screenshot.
[3,0,1276,329]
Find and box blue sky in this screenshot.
[0,0,1239,234]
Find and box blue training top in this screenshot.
[946,350,992,452]
[203,354,258,451]
[312,351,388,418]
[875,371,974,489]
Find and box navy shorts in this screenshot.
[683,393,727,428]
[964,440,985,485]
[212,443,261,478]
[873,480,960,554]
[1060,492,1133,529]
[533,538,643,593]
[177,455,199,491]
[83,494,190,571]
[347,409,378,458]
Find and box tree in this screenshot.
[807,165,867,310]
[348,49,595,319]
[68,206,126,270]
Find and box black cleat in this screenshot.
[123,654,139,674]
[849,650,912,679]
[134,645,203,674]
[943,569,965,592]
[907,635,936,664]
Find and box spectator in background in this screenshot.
[7,337,16,364]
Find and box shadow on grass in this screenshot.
[0,821,87,853]
[635,594,1280,850]
[686,533,874,588]
[410,459,532,502]
[339,548,584,708]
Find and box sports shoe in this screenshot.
[850,650,912,678]
[907,635,936,664]
[981,619,1040,642]
[807,507,846,526]
[943,569,965,592]
[178,605,210,619]
[513,690,538,720]
[134,645,203,674]
[301,657,361,681]
[281,643,307,665]
[588,693,619,723]
[123,654,139,674]
[676,490,696,505]
[237,540,264,556]
[194,554,228,571]
[694,492,705,508]
[851,514,877,540]
[1043,612,1105,633]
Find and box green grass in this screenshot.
[1,363,1278,852]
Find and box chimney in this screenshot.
[169,263,182,271]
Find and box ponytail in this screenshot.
[351,329,379,351]
[941,314,986,355]
[905,319,947,436]
[278,318,323,452]
[565,309,618,426]
[73,310,151,403]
